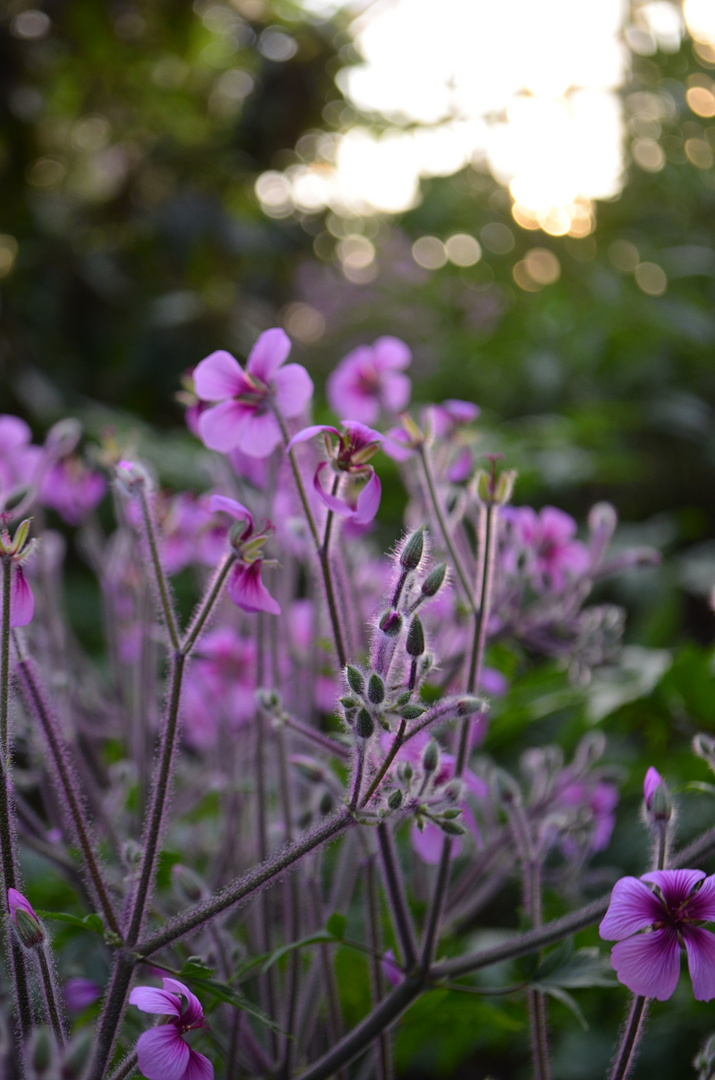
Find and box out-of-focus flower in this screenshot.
[599,869,715,1001]
[64,977,101,1012]
[643,766,664,810]
[39,457,106,525]
[209,495,280,615]
[327,337,411,425]
[382,949,402,987]
[287,420,382,525]
[129,978,213,1080]
[0,416,43,517]
[193,329,313,458]
[555,777,619,856]
[502,506,590,592]
[183,627,257,750]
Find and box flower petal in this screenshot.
[10,567,34,628]
[643,766,663,809]
[372,336,412,372]
[641,869,706,910]
[198,401,252,453]
[207,495,253,533]
[183,1050,214,1080]
[136,1025,190,1080]
[272,364,314,418]
[313,463,353,518]
[353,470,381,525]
[246,328,291,382]
[228,562,280,616]
[610,927,681,1001]
[379,372,411,413]
[235,410,282,458]
[286,425,340,453]
[193,351,248,402]
[683,925,715,1001]
[683,874,715,922]
[129,986,182,1017]
[599,877,664,941]
[160,979,204,1028]
[411,821,461,864]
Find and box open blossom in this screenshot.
[501,505,590,592]
[183,626,257,750]
[287,420,382,525]
[193,328,313,458]
[129,978,213,1080]
[0,415,43,515]
[327,337,411,425]
[39,457,106,525]
[599,869,715,1001]
[209,494,280,615]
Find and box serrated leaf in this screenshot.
[326,912,347,940]
[533,985,589,1030]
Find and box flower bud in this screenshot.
[644,767,672,823]
[406,616,425,657]
[400,704,425,720]
[421,563,447,598]
[379,610,403,637]
[457,696,487,717]
[422,740,440,773]
[400,527,425,571]
[367,673,385,704]
[388,789,403,810]
[437,819,466,836]
[8,889,45,949]
[346,666,365,696]
[356,708,375,740]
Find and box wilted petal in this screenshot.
[610,927,681,1001]
[228,561,280,616]
[208,495,253,532]
[129,986,181,1017]
[642,869,706,909]
[198,401,252,453]
[372,336,411,371]
[183,1050,214,1080]
[245,328,291,382]
[684,874,715,922]
[599,877,663,941]
[193,351,249,402]
[10,567,33,628]
[380,372,411,414]
[136,1025,190,1080]
[353,470,381,525]
[236,410,282,458]
[286,425,340,453]
[683,926,715,1001]
[272,364,314,418]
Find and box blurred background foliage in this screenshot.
[3,2,715,1076]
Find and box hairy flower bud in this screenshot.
[644,766,672,823]
[400,527,425,571]
[379,610,403,637]
[8,889,45,949]
[367,673,385,704]
[421,563,447,598]
[406,615,425,657]
[356,708,375,740]
[422,740,440,773]
[346,666,365,696]
[388,789,403,810]
[457,696,487,717]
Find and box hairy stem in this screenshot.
[608,996,648,1080]
[1,556,10,756]
[376,823,418,970]
[36,947,66,1048]
[417,445,475,612]
[137,483,180,652]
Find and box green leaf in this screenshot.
[326,912,347,940]
[533,985,589,1030]
[532,946,616,990]
[36,910,105,937]
[187,976,283,1032]
[261,931,336,973]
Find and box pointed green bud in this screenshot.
[11,518,31,555]
[394,691,412,706]
[400,704,425,720]
[457,696,487,716]
[340,696,358,711]
[401,761,413,783]
[438,819,466,837]
[356,708,374,740]
[422,740,440,772]
[379,610,403,636]
[367,673,385,704]
[421,563,447,598]
[346,666,365,696]
[441,808,463,820]
[406,615,425,657]
[400,527,425,571]
[388,789,403,810]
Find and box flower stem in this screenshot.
[365,854,392,1080]
[137,483,180,652]
[13,643,121,938]
[376,822,418,970]
[182,553,235,655]
[36,946,66,1048]
[1,556,11,756]
[417,445,475,612]
[608,995,649,1080]
[275,409,347,669]
[106,1050,139,1080]
[362,720,406,807]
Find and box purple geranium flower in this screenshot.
[502,505,590,592]
[130,977,213,1080]
[39,457,106,525]
[287,420,383,525]
[193,329,313,458]
[209,495,280,615]
[326,337,411,425]
[599,869,715,1001]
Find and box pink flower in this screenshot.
[209,495,280,615]
[326,337,411,425]
[183,627,256,750]
[502,506,590,592]
[39,457,106,525]
[64,977,101,1012]
[599,869,715,1001]
[193,329,313,458]
[129,978,213,1080]
[287,421,382,525]
[10,565,34,628]
[0,415,42,514]
[8,888,44,947]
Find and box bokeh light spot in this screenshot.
[412,236,448,269]
[632,137,665,171]
[480,223,515,254]
[0,235,19,278]
[635,261,667,295]
[609,240,640,271]
[281,302,326,343]
[445,234,482,266]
